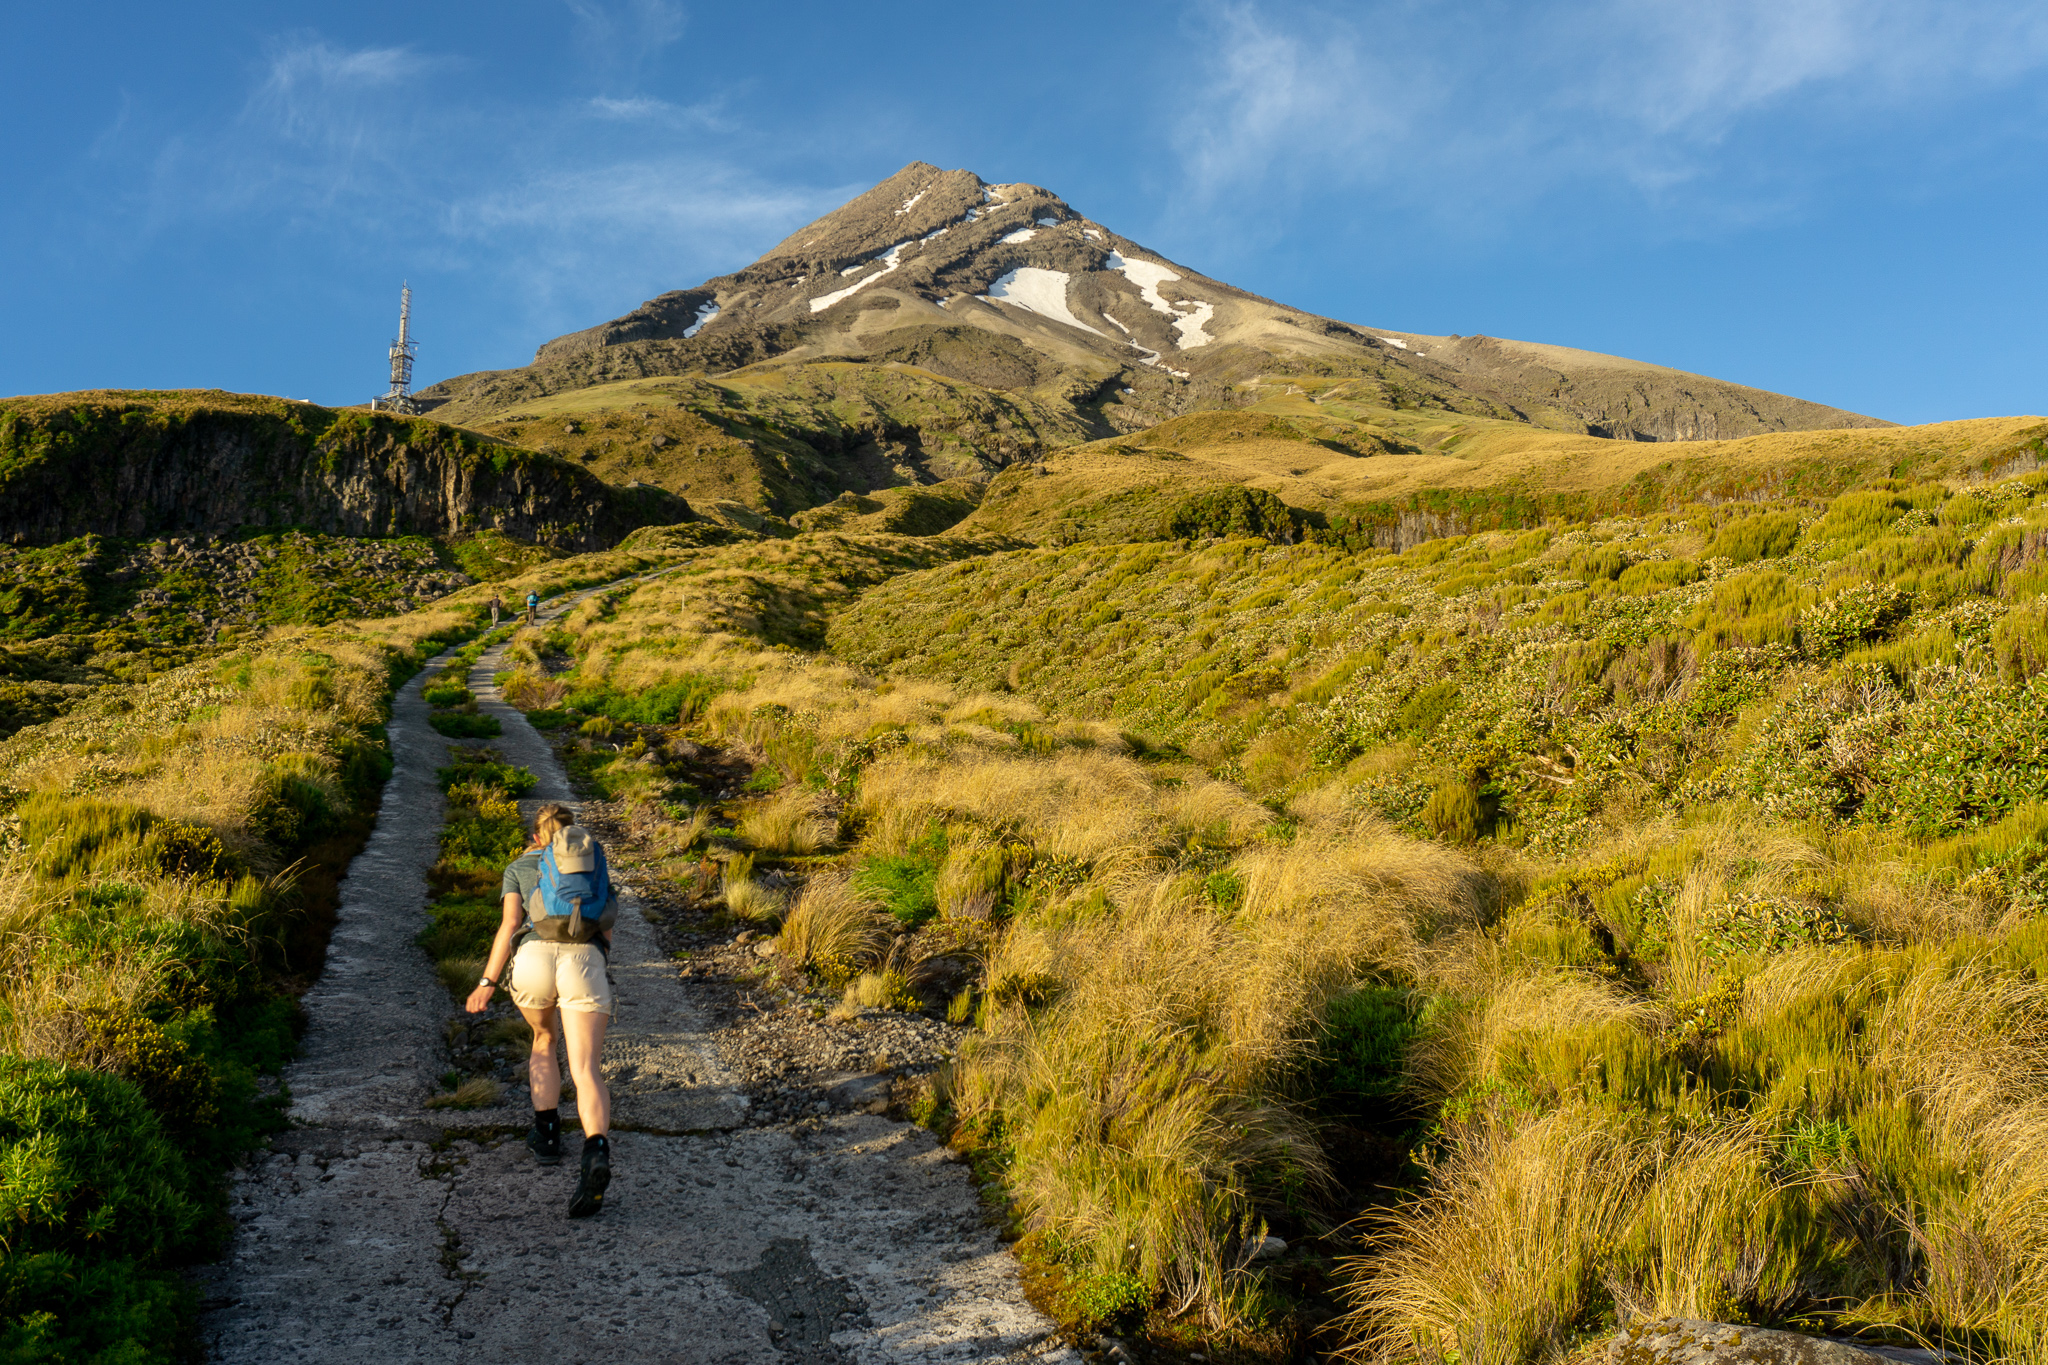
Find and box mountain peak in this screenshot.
[418,163,1888,443]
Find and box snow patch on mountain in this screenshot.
[981,269,1104,338]
[1378,336,1409,350]
[681,301,720,339]
[811,241,913,313]
[896,189,927,215]
[1105,252,1182,319]
[999,228,1037,244]
[1035,217,1058,227]
[1173,302,1216,348]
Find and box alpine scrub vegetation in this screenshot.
[482,467,2048,1356]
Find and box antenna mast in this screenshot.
[371,282,420,414]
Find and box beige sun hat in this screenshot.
[551,825,598,873]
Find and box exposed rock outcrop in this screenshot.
[1609,1318,1949,1365]
[0,390,687,550]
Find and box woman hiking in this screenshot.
[466,802,619,1218]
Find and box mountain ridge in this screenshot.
[416,161,1889,446]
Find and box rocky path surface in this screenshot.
[200,580,1075,1364]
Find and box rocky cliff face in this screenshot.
[0,391,687,550]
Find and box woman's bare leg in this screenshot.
[560,1007,610,1136]
[520,1005,562,1109]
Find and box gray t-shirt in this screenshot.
[502,849,545,904]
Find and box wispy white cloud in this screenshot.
[564,0,686,91]
[1169,0,2048,225]
[444,158,841,323]
[122,26,837,356]
[583,93,731,131]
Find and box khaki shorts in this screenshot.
[509,939,614,1017]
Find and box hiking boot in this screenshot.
[526,1123,562,1166]
[568,1136,610,1218]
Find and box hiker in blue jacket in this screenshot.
[467,802,620,1218]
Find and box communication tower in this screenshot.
[370,283,420,413]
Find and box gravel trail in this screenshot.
[199,580,1074,1364]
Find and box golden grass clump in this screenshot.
[776,873,888,986]
[735,786,836,856]
[953,824,1484,1325]
[721,855,782,924]
[1340,1109,1801,1362]
[854,749,1156,870]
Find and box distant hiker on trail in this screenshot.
[525,590,540,625]
[467,802,619,1218]
[489,593,502,627]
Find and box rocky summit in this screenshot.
[418,161,1887,444]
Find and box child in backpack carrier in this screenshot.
[467,803,619,1218]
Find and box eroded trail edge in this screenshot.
[200,582,1072,1364]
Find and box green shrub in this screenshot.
[0,1058,206,1361]
[855,842,945,929]
[563,674,723,726]
[1706,511,1803,563]
[1801,582,1913,659]
[64,1009,221,1146]
[1423,781,1485,843]
[1312,986,1419,1107]
[429,712,501,738]
[1161,487,1300,543]
[423,682,472,707]
[439,785,526,871]
[1394,682,1460,738]
[434,753,538,796]
[1865,668,2048,832]
[417,893,504,966]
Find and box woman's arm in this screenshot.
[464,893,527,1014]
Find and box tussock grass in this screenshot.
[736,786,835,855]
[511,478,2048,1347]
[777,874,888,986]
[722,857,782,924]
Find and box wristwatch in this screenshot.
[477,976,497,989]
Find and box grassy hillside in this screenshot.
[0,526,576,741]
[959,397,2048,549]
[458,457,2048,1358]
[450,364,1106,516]
[15,369,2048,1358]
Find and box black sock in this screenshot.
[585,1133,609,1152]
[534,1108,560,1135]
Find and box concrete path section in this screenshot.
[199,575,1076,1364]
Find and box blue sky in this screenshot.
[6,0,2047,425]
